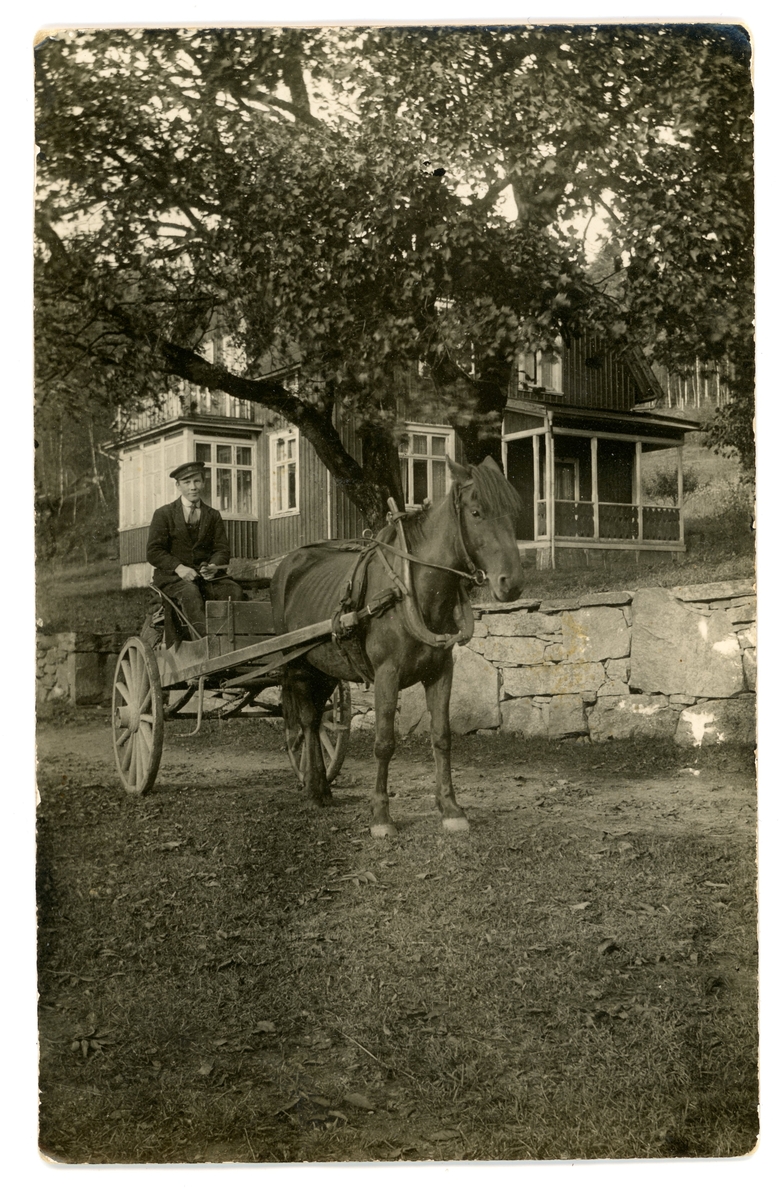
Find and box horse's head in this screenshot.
[447,456,524,603]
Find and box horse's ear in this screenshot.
[446,456,472,485]
[481,456,504,475]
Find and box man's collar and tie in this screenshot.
[182,497,202,525]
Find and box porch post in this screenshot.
[545,417,555,568]
[532,433,540,539]
[677,443,685,543]
[591,436,599,540]
[635,440,643,543]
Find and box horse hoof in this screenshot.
[442,816,469,833]
[370,823,397,839]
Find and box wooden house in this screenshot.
[114,333,698,588]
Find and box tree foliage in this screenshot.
[35,24,753,524]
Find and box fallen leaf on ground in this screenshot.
[427,1129,460,1142]
[344,1092,374,1110]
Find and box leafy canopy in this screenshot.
[35,24,754,519]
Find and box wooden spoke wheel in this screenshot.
[285,681,352,784]
[112,637,165,795]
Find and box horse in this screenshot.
[270,456,524,837]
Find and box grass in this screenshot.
[37,717,758,1162]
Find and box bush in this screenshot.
[646,465,700,506]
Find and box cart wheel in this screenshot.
[285,680,352,784]
[112,637,164,795]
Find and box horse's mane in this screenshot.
[466,459,524,519]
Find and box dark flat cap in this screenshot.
[170,461,206,480]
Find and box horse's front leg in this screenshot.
[370,662,400,838]
[424,654,469,833]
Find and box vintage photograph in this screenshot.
[34,22,757,1162]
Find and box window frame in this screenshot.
[398,422,456,511]
[268,426,300,518]
[518,342,564,394]
[192,436,257,519]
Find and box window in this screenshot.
[194,439,256,516]
[518,343,563,393]
[268,427,299,516]
[399,425,455,508]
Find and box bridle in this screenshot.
[361,483,488,589]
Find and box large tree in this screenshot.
[35,23,753,526]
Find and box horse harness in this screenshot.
[328,488,483,684]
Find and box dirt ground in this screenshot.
[37,709,755,840]
[36,709,758,1163]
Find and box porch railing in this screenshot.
[119,389,263,436]
[535,499,681,543]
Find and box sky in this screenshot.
[6,3,782,1198]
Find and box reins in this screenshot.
[357,488,482,652]
[361,486,488,589]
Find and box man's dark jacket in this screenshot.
[147,499,231,587]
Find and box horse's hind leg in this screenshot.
[284,665,334,807]
[424,657,469,833]
[370,661,400,838]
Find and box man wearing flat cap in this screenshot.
[147,461,244,638]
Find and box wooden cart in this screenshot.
[110,582,351,796]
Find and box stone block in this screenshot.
[738,623,756,650]
[670,694,696,706]
[399,645,500,736]
[743,648,757,692]
[55,658,75,699]
[500,698,548,737]
[398,685,427,737]
[630,588,744,699]
[472,620,488,638]
[450,644,500,734]
[479,636,547,665]
[548,694,588,738]
[352,709,377,732]
[597,680,630,697]
[729,603,756,626]
[671,580,755,604]
[605,658,631,682]
[675,697,756,747]
[482,611,561,638]
[577,591,632,608]
[561,607,631,663]
[539,598,586,614]
[544,643,565,662]
[588,694,678,741]
[503,661,605,698]
[74,653,106,706]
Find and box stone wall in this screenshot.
[38,578,756,744]
[36,632,125,706]
[352,579,756,746]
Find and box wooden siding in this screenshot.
[120,520,258,566]
[331,410,365,540]
[119,526,149,566]
[257,429,330,561]
[561,337,645,411]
